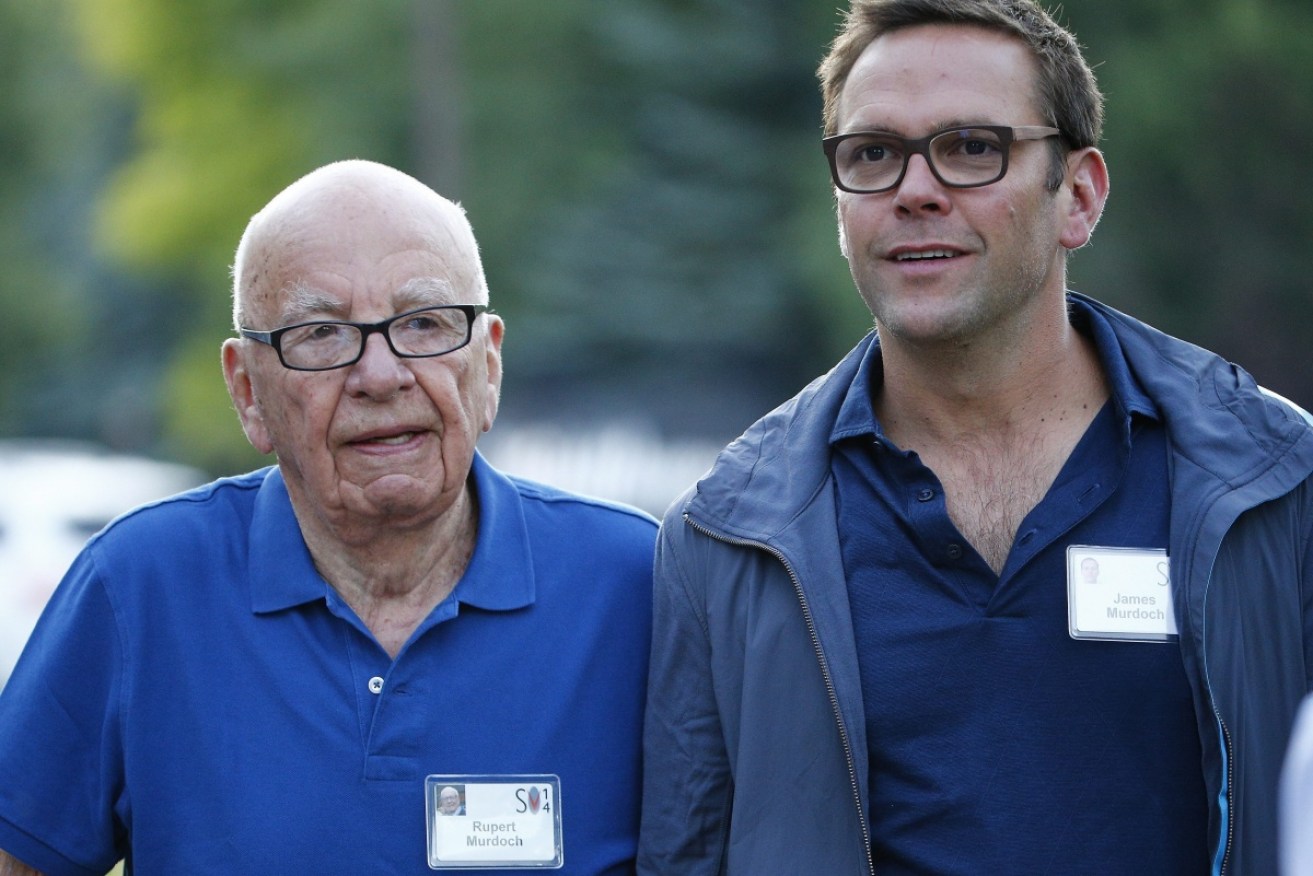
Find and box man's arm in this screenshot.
[0,553,125,874]
[0,850,42,876]
[637,519,734,875]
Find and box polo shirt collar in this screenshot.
[828,294,1160,449]
[1069,295,1160,426]
[830,330,886,446]
[248,467,322,612]
[452,451,536,611]
[248,451,535,614]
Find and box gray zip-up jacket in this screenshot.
[638,295,1313,875]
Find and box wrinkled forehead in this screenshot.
[234,164,487,325]
[273,275,464,322]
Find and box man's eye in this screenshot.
[850,139,898,163]
[960,138,998,155]
[293,323,352,346]
[410,315,446,331]
[308,324,345,340]
[941,131,1003,158]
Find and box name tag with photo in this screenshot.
[425,774,564,869]
[1067,545,1176,643]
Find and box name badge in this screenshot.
[1067,545,1176,643]
[425,774,563,869]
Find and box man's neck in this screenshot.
[873,305,1110,574]
[874,300,1106,447]
[298,485,480,659]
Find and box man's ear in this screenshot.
[222,338,274,454]
[481,315,505,433]
[1059,147,1110,251]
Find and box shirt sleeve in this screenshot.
[0,547,126,876]
[637,517,733,875]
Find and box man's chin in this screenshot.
[354,474,448,518]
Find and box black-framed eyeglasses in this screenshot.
[821,125,1061,194]
[239,304,489,372]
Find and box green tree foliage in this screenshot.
[0,1,97,434]
[0,0,1309,475]
[462,0,861,435]
[1065,0,1313,404]
[64,0,418,472]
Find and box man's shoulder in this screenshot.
[1083,295,1313,485]
[677,335,875,531]
[491,473,657,598]
[504,473,659,536]
[86,467,272,554]
[104,467,267,520]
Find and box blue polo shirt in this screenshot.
[832,299,1208,874]
[0,453,656,875]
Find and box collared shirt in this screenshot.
[0,453,655,875]
[830,298,1208,874]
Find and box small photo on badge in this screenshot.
[436,783,466,817]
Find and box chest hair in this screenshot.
[922,426,1075,575]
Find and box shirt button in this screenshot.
[917,488,935,502]
[368,676,385,694]
[946,543,963,560]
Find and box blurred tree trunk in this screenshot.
[411,0,463,199]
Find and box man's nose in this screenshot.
[345,332,416,397]
[892,154,951,213]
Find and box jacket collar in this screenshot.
[683,333,868,544]
[686,293,1313,543]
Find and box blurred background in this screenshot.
[1,0,1310,681]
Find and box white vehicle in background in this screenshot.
[0,441,204,688]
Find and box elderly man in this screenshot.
[438,786,466,817]
[0,161,655,874]
[638,1,1313,874]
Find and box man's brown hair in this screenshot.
[818,0,1103,188]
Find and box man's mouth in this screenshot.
[894,249,958,262]
[355,430,419,446]
[374,432,416,445]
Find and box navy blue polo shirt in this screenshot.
[0,453,655,875]
[831,299,1208,874]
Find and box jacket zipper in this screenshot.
[685,515,876,876]
[1210,706,1234,875]
[1201,558,1234,875]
